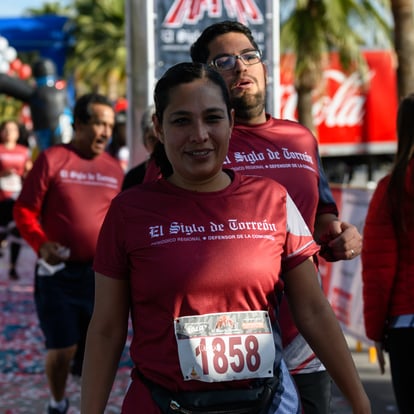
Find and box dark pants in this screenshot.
[0,198,22,277]
[0,198,14,226]
[34,262,94,349]
[292,371,332,414]
[387,328,414,414]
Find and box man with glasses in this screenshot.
[190,20,362,414]
[210,49,262,71]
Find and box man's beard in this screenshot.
[231,90,265,121]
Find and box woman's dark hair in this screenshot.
[190,20,260,64]
[387,93,414,234]
[153,62,232,178]
[0,119,25,145]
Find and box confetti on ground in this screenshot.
[0,241,132,413]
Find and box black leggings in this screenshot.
[387,327,414,414]
[0,198,14,226]
[0,198,22,274]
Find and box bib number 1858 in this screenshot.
[175,311,275,382]
[196,335,260,375]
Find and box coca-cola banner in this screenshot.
[280,50,398,155]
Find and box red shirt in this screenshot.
[227,116,337,231]
[0,143,30,200]
[14,143,123,261]
[94,171,319,411]
[227,116,336,374]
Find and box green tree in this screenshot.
[0,96,24,124]
[24,1,74,16]
[65,0,126,99]
[280,0,390,134]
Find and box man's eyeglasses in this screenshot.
[209,50,262,71]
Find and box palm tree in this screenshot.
[280,0,390,135]
[65,0,126,99]
[24,1,74,16]
[390,0,414,100]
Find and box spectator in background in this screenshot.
[13,93,124,414]
[122,105,158,190]
[0,119,32,279]
[362,93,414,414]
[107,110,129,172]
[17,122,34,150]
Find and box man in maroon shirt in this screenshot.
[13,93,124,414]
[190,21,362,414]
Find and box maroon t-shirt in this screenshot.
[0,143,30,200]
[94,171,319,412]
[227,116,337,232]
[227,117,336,374]
[16,143,124,261]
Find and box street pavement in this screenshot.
[0,240,399,413]
[331,337,398,414]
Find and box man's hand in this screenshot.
[318,220,362,262]
[39,241,70,265]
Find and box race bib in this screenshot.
[174,311,276,383]
[0,173,22,198]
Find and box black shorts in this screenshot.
[34,262,94,349]
[0,199,15,227]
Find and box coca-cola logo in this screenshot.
[280,69,374,128]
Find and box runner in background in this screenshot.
[13,93,123,414]
[122,105,158,190]
[107,110,129,173]
[0,119,32,280]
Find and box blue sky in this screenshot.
[0,0,71,17]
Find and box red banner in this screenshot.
[280,51,398,156]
